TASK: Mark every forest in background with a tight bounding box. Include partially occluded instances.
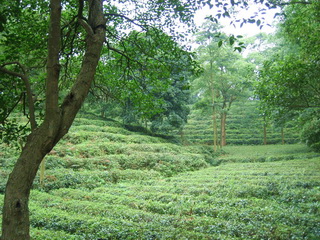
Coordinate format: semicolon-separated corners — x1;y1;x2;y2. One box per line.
1;1;319;151
0;0;319;239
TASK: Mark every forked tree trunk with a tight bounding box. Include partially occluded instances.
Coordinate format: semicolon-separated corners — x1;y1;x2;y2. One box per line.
1;0;106;239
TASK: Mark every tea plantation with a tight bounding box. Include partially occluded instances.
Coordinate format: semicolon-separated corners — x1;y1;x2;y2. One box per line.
0;115;319;239
180;100;300;145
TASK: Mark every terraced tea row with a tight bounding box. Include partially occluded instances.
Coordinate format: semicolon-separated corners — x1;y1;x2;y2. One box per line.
180;101;300;145
1;116;318;239
0;117;213;194
18;157;319;239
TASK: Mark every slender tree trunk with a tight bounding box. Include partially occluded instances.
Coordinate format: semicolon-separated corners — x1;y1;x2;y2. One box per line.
209;72;217;152
212;109;217;152
179;128;185;145
263;123;267;145
1;1;106;239
39;158;46;186
220;111;227;146
281;127;285;144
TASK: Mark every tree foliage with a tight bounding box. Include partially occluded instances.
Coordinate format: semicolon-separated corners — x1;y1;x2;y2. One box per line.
192;20;254;146
255;1;320;150
0;0;208;238
1;0;318;238
0;0;201;143
87;28;200;133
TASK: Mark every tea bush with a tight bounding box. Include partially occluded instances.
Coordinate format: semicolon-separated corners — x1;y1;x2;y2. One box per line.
1;116;319;239
179;102;300;145
25;156;320;239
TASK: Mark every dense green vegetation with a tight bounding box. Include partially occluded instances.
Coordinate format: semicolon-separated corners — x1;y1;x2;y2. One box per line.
1;0;320;239
0;115;212;193
179;101;300;146
191;21;254;148
1;116;319;239
255;1;320;151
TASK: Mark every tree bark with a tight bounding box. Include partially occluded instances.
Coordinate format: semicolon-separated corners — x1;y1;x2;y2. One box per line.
1;0;106;239
281;127;285;144
1;124;59;240
220;111;227;146
212;107;218;152
263;123;267;145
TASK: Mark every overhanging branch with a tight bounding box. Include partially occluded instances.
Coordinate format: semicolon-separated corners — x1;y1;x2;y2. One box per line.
0;62;37;130
105;13;148;30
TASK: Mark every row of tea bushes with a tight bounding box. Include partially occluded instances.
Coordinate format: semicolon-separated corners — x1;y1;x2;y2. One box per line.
179;100;300;145
24;155;320;239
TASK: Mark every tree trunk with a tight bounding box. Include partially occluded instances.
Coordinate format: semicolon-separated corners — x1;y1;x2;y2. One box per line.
1;123;58;239
212;109;218;152
210;83;217;152
281;127;285;144
263;123;267;145
179;128;185;145
39;158;46;186
1;0;106;239
220;111;227;146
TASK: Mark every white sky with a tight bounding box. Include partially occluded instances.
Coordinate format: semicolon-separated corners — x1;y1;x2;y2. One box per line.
194;5;278;37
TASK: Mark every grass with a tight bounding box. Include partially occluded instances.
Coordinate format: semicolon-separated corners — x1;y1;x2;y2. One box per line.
0;116;319;239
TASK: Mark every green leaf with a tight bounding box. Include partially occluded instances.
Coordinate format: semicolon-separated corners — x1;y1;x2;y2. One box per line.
234;47;242;53
229;37;235;45
256;19;261;26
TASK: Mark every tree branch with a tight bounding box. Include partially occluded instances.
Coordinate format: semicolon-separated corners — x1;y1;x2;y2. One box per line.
0;93;23;125
78;18;94;35
45;0;62;129
105;13;148;30
107;43;144;68
0;62;37;130
58;0;106;141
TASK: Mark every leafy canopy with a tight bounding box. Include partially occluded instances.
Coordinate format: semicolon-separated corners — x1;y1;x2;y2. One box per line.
255;1;320;150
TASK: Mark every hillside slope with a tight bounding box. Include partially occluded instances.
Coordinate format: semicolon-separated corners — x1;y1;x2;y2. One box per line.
0;116;319;239
0;114;213;193
180;100;300;145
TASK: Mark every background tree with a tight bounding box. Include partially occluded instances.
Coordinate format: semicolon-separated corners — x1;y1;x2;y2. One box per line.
193;21;254;149
1;0;315;238
255;1;320;150
90;29;199;133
